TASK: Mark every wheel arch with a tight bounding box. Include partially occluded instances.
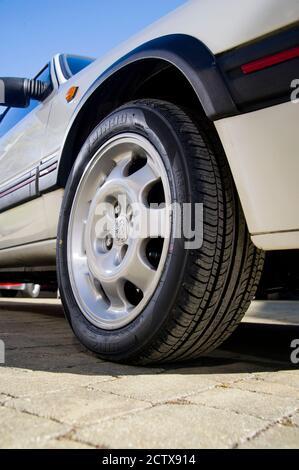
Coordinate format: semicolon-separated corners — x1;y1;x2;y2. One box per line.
57;34;236;186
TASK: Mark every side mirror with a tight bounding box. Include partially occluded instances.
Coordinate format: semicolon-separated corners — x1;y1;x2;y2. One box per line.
0;77;48;108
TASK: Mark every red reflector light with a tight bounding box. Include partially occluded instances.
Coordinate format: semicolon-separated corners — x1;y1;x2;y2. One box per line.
241;46;299;74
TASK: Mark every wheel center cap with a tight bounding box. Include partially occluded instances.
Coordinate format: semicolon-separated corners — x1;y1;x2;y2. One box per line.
114;215;129;245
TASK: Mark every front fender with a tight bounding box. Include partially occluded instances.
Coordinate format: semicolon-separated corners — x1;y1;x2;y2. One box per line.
56;34;236;187
77;34;236;121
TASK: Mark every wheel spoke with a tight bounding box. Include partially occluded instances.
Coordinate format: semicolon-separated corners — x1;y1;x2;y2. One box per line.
123;242;156;292
101;278;127;310
126;162;159;200
106;152;133;182
76;254;89;276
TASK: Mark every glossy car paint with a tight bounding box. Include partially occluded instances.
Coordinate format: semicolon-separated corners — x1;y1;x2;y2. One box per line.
215;100;299;243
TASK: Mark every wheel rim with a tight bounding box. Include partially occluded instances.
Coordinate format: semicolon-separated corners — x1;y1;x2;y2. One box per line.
67;133;172;329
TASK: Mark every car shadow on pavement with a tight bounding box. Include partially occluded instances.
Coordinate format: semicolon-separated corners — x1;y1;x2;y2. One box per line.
0;300;298;376
222;321;299;364
0;300;63;317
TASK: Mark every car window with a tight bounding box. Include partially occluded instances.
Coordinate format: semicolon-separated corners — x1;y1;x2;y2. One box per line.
0;64;52;139
61;55;94;79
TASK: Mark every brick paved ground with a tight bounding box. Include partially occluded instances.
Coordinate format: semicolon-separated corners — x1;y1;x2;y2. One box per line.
0;298;298;448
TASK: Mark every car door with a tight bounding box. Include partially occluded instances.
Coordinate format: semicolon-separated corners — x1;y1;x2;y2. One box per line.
0;63;54;212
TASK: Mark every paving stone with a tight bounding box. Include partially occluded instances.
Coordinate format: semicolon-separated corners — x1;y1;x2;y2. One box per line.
166;361;274;385
39;438;95;449
0;406;69;449
188;386;298;421
1;299;298;449
0;394;11;405
289;411;299;427
74;403;268;449
245;301;299;325
233;377;299;399
71;361;164;377
53;363;164;379
239;423;299;449
91;373;217;403
0;368;116;397
1;333;76;350
6;388;150;426
4;350;101;371
254;370;299;389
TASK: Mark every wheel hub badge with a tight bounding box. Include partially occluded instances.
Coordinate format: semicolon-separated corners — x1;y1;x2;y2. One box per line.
114;215;129;245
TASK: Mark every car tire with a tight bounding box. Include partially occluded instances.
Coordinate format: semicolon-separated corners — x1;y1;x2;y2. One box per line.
57;99;264;364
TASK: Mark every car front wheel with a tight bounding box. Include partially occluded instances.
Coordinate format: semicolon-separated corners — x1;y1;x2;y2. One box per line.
57;99;264;364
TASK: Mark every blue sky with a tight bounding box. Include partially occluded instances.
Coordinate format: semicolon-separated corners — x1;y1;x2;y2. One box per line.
0;0;186;77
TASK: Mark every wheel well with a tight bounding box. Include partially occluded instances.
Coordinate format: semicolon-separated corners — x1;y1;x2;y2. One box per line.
58;58;209;185
256;249;299;299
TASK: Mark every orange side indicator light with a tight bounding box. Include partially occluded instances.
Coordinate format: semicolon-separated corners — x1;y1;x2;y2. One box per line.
66;86;79;102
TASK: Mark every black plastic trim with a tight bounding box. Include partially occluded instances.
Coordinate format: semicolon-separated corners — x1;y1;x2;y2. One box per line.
0;171;37;213
76;34;237;121
0;155;59;213
217;23;299;113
